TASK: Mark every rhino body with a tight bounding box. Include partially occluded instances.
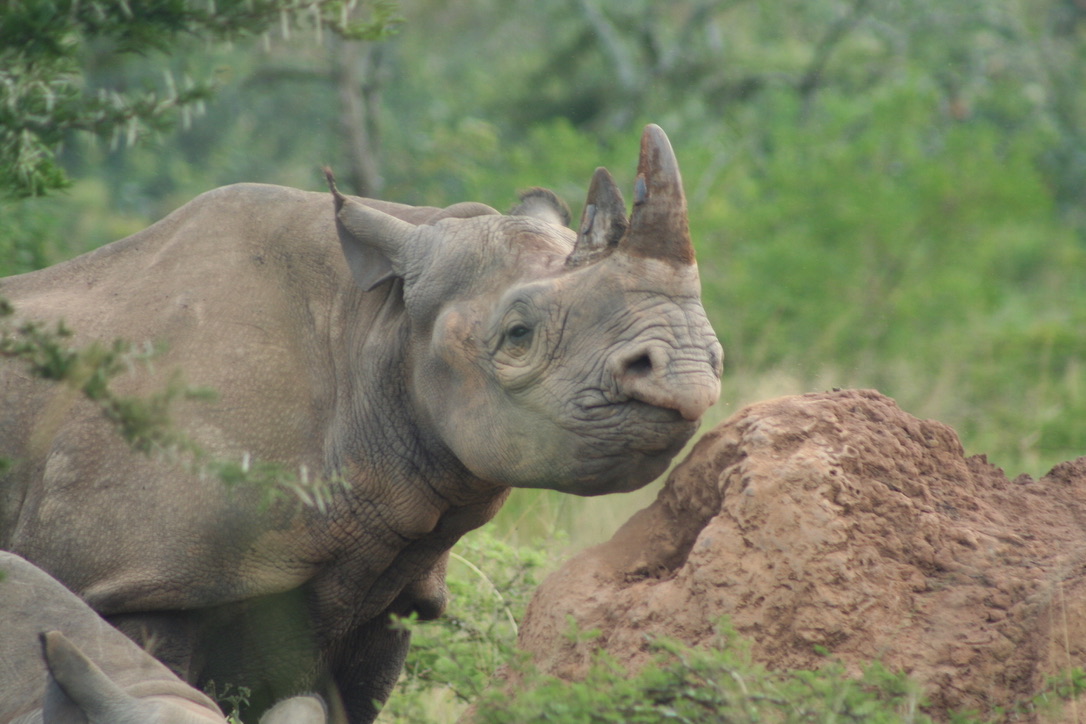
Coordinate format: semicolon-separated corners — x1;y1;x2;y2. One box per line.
0;126;722;722
0;551;326;724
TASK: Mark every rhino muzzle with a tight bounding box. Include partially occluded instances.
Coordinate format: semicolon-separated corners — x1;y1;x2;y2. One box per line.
565;124;722;425
611;342;721;422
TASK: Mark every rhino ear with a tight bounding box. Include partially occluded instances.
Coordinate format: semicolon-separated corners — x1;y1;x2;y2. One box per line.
511;187;571;228
41;630;130;722
325;169;419;292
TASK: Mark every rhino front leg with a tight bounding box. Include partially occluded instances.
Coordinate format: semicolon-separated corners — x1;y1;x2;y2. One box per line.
329;614;411;724
330;556;449;723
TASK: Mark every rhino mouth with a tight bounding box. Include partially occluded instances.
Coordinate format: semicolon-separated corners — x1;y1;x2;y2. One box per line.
501;398;696;494
572;396;699;455
579;397;686;422
559;426;692;494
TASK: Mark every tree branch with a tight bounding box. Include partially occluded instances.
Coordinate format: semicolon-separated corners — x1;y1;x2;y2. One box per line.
576;0;638;93
797;0;871;111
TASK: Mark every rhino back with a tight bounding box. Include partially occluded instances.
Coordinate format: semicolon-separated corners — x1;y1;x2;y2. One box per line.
0;184;378;606
7;184;355;361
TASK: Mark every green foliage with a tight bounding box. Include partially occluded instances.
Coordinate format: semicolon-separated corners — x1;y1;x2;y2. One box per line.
203;680;252;724
698;76;1086;473
0;293;192;477
201;455;348;510
0;291;346;507
379;529;553;722
402;619;933;724
0;0;400;198
1030;667;1086;719
0;300;203;452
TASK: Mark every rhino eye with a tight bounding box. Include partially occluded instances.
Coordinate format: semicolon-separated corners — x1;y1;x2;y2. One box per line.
500;322;535;358
506;323;533;343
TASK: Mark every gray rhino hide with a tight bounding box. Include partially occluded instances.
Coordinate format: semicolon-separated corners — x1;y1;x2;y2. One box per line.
0;553;328;723
0;551;224;723
0;126;722;722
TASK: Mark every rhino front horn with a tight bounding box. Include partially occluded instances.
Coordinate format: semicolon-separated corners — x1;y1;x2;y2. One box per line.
619;124;695;266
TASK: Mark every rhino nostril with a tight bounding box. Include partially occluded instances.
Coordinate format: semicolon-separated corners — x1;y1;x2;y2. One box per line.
625;354;653;377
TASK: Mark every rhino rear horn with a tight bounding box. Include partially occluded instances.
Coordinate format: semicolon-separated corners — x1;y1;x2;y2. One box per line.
619;125;695;266
567;167;628;267
325;167;419;291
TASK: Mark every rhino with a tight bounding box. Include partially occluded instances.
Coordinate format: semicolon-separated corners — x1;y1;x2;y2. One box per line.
0;125;722;722
0;551;327;723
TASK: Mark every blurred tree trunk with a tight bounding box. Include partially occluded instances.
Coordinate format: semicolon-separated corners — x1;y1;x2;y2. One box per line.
797;0;870;117
332;38;387;198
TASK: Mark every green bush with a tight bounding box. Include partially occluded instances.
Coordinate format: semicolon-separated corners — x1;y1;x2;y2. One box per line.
379;534;936;723
473;626;932;724
379;529;554;723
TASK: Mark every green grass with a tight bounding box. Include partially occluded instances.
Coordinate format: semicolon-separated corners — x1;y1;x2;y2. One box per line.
472;627;935;724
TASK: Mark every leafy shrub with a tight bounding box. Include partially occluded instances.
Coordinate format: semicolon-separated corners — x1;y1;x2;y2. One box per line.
379;529;554;722
464;621;933;724
378;534;930;724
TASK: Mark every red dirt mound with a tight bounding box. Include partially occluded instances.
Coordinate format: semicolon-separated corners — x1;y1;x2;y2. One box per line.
517;389;1086;720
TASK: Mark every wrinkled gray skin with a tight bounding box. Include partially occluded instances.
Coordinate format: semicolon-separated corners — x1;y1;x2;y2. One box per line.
0;552;327;724
0;125;722;722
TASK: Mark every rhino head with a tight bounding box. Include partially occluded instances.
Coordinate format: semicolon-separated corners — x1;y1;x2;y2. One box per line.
331;125;722;495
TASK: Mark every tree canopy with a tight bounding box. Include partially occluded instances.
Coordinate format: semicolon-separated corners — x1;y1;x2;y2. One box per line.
0;0;399;197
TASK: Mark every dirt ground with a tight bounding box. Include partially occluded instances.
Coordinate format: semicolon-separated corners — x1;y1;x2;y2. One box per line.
517;389;1086;721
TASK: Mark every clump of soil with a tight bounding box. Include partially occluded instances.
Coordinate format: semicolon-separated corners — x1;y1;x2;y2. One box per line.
517;389;1086;720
